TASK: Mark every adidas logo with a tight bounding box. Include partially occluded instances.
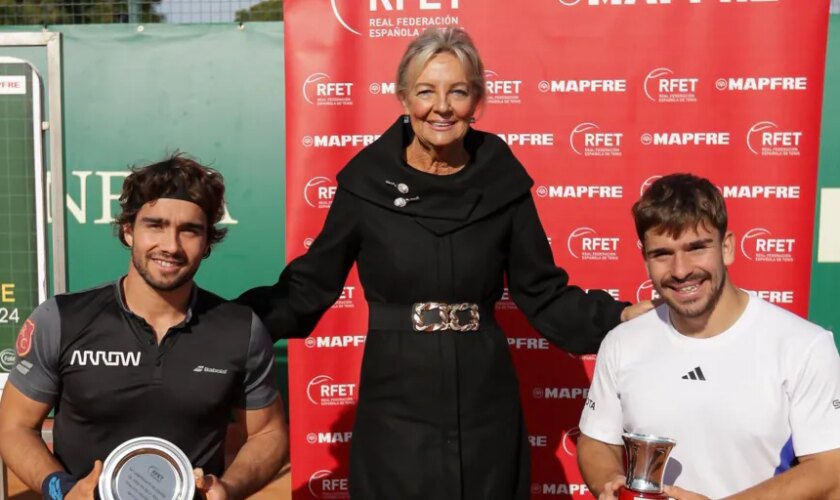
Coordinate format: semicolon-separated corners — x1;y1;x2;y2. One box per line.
681;366;706;381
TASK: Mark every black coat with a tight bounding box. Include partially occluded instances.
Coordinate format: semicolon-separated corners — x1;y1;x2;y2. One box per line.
240;117;627;500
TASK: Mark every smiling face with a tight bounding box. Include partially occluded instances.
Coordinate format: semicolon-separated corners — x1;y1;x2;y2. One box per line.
123;198;208;292
643;221;735;322
400;52;478;152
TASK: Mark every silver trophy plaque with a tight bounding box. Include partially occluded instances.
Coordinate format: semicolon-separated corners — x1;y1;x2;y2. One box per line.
98;436;195;500
621;432;677;496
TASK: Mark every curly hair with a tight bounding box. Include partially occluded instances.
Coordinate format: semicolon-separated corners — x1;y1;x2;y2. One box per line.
115;153;228;250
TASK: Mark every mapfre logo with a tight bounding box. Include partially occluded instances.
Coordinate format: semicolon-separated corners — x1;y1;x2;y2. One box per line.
302;73;354;106
304;177;337;209
746;121;802;157
560;426;581;456
535;185;623;199
330;286;357;309
368;81;396;95
333;0;461;39
307;375;357;406
306;431;353;444
640;175;662;195
484;70;522;104
497;133;554;147
531;483;590;496
716;76;807;92
567;227;620;261
740;228;795;263
308;470;349;499
636;279;661;302
749;289;795;304
569;122;623;157
538;78;626;93
507;337;550;350
304;335;366;349
644;67;698;103
640;131;729;147
557;0;776;6
529;435;548;448
532;387;589;400
301;134;380;148
720;185;800;199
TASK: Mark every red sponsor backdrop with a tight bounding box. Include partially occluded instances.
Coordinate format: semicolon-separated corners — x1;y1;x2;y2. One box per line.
285;1;829;498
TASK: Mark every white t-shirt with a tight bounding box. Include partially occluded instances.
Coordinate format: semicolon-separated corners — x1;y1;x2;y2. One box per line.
579;292;840;499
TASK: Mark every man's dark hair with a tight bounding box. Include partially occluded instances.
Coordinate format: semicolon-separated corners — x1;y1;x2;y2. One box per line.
632;173;728;245
115;153;228;249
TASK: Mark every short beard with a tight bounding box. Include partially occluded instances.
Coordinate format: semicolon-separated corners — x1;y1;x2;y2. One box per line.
131;251;196;292
662;271;725;319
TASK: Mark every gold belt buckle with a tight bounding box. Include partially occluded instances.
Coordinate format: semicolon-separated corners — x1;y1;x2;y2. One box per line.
412;302;480;332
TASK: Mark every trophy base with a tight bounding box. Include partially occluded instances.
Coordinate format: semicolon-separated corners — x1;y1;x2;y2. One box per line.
618;486;669;500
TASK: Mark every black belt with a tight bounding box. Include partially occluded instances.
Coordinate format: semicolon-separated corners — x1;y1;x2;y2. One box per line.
369;302;494;332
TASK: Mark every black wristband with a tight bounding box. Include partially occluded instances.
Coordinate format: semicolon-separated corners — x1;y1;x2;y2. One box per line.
41;471;77;500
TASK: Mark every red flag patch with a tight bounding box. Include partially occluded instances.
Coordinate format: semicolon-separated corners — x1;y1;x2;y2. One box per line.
16;319;35;357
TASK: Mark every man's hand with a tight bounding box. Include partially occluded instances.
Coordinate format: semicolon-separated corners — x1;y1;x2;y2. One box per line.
65;460;102;500
195;468;231;500
598;474;626;500
664;485;711;500
620;300;656;322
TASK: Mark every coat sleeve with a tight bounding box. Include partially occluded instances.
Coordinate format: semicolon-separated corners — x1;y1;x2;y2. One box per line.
237;188;361;341
506;194;628;354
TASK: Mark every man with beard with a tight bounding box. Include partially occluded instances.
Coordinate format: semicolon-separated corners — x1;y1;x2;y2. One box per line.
576;173;840;500
0;154;288;500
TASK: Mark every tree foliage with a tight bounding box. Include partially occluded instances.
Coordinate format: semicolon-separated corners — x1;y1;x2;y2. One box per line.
235;0;282;23
0;0;162;26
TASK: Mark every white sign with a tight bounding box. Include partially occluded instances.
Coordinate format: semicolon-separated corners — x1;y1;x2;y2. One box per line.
0;76;26;95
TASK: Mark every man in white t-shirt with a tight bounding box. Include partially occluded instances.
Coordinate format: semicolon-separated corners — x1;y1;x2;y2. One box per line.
577;173;840;500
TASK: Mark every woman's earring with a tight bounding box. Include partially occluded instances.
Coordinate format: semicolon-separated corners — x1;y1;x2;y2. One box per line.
403;114;410;124
468;116;476;124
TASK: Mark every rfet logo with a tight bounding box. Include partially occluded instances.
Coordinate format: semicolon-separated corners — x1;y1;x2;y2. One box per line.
331;286;357;309
644;67;698;103
308;470;349;499
636;280;661;302
746;121;802;157
332;0;461;38
569;122;623;157
307;375;357;406
740;228;795;263
16;319;34;357
304;177;337;209
302;73;354;106
496;287;517;310
561;426;582;456
484;70;522;105
567;227;620;261
640;175;662;196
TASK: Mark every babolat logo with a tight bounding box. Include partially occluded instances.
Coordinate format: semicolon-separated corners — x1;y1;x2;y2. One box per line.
484;70;522;104
331;286;356;310
569;122;623;157
640;131;730;146
304;176;337;209
307;375;357;406
720;185;800;199
530;483;590;496
636;279;661;303
716;76;807;92
304;335;367;349
532;387;589;399
301;134;380;148
644;67;698;103
740;228;795;263
747;121;802;156
507;337;550;350
567;227;620;261
640;175;662;195
368;81;396;95
749;289;795;304
535;185;623;199
497;133;555;147
193;365;229;374
306;431;353;444
308;469;349;499
561;426;581;456
302;73;354;106
538;79;626;93
70;350;141;367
